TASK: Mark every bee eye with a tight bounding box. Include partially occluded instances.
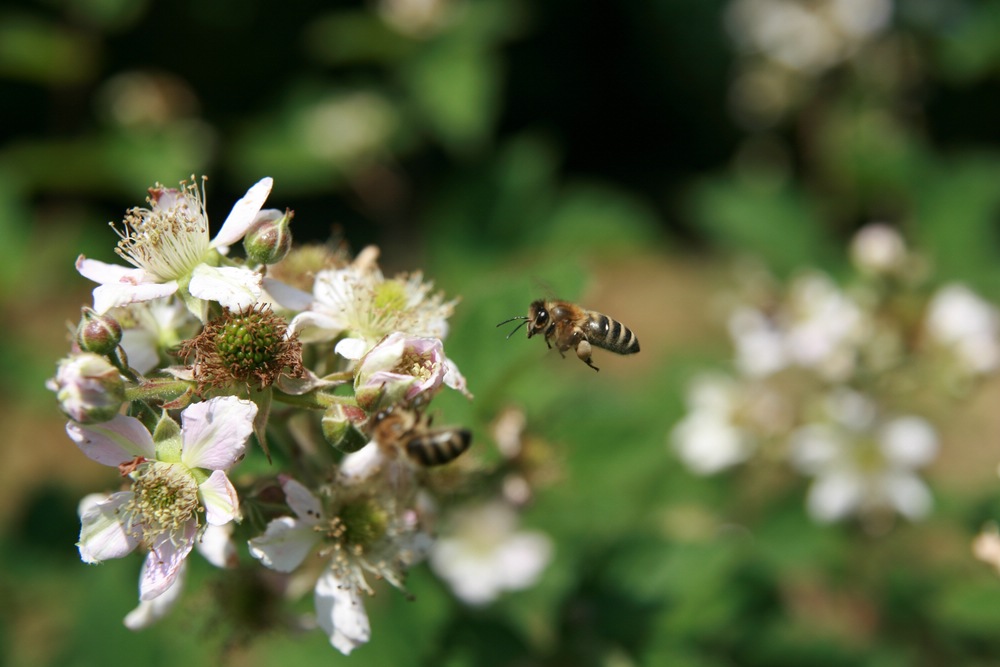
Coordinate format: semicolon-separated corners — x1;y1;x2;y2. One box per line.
536;311;548;325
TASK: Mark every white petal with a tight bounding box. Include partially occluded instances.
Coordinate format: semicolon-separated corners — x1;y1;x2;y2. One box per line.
196;523;238;569
248;516;319;572
67;414;156;466
77;492;139;563
124;561;186;629
443;358;472;398
806;472;864;522
495;532;553;591
188;264;263;312
334;337;368;360
280;477;323;522
789;424;843;473
76;256;147;284
879;417;938;468
180;396;256;470
670;414;752;475
139;524;197;600
199;470;241;525
262;276;313;311
119;328;160;375
314;570;371;655
882;472;933;520
338;443;384;484
287;311;344;344
212;177;274;250
431;539;499;605
92;280;179;314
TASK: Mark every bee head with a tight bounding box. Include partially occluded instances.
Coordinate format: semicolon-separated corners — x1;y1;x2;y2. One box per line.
526;300;549;338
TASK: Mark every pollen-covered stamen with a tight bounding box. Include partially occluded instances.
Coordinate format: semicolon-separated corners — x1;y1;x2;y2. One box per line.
312;495;401;594
121;462;201;548
393;349;436;382
317;498;390;554
181;305;303;392
111;178;212;282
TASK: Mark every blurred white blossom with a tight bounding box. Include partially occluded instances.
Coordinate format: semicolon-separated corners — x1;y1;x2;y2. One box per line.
726;0;892;73
850;223;908;277
729;273;868;381
670;374;760;475
924;283;1000;377
430;502;552;605
790;391;937;523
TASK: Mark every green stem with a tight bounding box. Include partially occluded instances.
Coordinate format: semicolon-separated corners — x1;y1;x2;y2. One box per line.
272;389;358;411
126;379;193;404
109;348;139;383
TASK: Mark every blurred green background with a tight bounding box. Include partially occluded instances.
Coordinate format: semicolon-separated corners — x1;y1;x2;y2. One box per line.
7;0;1000;665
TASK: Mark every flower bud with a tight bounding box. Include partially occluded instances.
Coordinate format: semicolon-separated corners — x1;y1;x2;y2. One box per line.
76;307;122;355
850;223;907;276
47;353;126;423
243;209;293;265
322;404;369;453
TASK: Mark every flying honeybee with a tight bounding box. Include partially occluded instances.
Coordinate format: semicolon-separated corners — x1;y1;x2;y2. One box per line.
497;299;640;371
370;404;472;467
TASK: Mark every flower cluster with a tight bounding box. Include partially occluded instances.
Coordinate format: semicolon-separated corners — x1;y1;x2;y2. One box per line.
50;176;550;654
724;0;894;125
670;224;1000;529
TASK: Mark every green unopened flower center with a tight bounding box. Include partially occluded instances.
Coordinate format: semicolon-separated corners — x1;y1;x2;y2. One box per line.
125;462;200;545
329;498;389;552
855;437;887;473
215;314;280;378
373;281;407;313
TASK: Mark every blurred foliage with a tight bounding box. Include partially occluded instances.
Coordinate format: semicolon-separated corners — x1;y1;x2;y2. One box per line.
7;0;1000;665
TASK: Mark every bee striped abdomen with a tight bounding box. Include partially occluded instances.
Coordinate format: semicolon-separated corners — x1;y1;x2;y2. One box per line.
406;429;472;466
588;314;640;355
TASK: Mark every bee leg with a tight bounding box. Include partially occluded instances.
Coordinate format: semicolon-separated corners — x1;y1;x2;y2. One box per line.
575;339;599;371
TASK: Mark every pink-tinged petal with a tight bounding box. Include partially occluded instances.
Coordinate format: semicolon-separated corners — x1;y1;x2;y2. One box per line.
248;516;320;572
188;264;263;312
180;396;256;470
443;358;472;398
280;476;323;522
76;256;146;285
67;414;156;466
124;561;186;629
315;570;371;655
92;280;179;314
196;523;238;569
78;492;139;563
139;523;196;600
199;470;241;525
211;177;273;249
262;276;313;311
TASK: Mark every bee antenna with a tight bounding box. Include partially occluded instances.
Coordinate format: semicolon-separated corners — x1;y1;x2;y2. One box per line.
498;318;529;340
496;315;528;328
